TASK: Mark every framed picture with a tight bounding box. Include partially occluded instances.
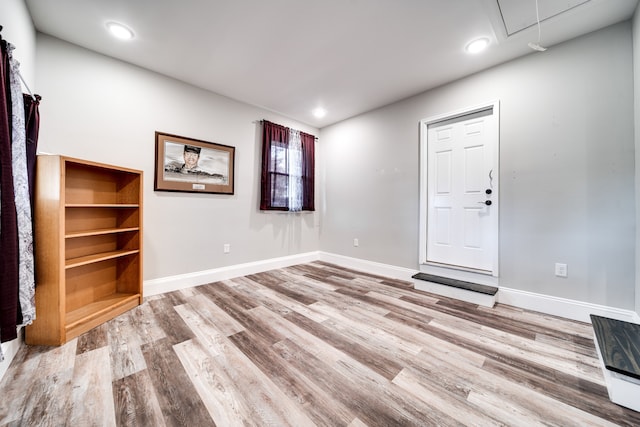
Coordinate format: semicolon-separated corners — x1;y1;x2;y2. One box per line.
154;132;235;194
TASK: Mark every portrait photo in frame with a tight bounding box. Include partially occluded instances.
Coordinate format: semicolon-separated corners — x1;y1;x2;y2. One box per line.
154;132;235;194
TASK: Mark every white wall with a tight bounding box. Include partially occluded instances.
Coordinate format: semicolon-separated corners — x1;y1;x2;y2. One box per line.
633;4;640;317
320;22;636;310
35;34;320;281
0;0;36;85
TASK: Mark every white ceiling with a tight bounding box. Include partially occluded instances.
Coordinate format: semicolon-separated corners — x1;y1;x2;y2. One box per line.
25;0;639;128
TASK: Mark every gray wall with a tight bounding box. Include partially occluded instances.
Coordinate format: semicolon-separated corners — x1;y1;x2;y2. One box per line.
35;35;320;281
319;22;636;310
4;0;638;313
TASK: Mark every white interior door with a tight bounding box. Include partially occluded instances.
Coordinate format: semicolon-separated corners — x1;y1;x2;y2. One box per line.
423;105;498;274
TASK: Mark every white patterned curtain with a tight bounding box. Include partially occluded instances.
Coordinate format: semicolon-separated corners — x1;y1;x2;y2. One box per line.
9;46;35;327
288;129;303;211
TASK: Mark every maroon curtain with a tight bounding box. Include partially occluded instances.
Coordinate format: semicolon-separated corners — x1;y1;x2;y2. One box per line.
300;131;315;211
24;94;41;216
260;120;290;210
0;37;19;342
260;120;315;211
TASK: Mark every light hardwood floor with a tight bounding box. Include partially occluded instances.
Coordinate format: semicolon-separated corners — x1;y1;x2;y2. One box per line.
1;262;639;426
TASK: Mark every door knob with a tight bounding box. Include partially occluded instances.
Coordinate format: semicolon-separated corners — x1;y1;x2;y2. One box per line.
478;200;492;206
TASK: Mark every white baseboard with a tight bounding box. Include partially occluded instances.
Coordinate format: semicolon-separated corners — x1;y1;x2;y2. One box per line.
0;328;24;383
317;252;417;281
144;251;321;296
317;253;638;324
145;251;638;324
497;287;638;324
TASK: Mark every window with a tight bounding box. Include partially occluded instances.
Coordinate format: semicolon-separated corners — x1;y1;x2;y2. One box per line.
260;120;315;211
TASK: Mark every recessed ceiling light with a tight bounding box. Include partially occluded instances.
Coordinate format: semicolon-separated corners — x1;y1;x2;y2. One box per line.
312;107;327;119
465;38;489;54
106;22;134;40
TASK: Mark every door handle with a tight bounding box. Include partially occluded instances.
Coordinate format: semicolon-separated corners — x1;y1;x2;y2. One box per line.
478;200;492;206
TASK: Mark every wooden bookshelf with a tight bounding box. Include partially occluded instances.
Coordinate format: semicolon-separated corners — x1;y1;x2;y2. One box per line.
26;155;143;346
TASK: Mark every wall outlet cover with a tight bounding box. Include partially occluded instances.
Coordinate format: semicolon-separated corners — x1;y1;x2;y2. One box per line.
555;263;567;278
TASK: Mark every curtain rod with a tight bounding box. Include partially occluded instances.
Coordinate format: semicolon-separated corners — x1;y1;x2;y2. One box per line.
253;119;318;140
17;71;37;101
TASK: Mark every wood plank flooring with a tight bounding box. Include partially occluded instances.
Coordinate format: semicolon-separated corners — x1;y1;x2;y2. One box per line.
1;261;639;426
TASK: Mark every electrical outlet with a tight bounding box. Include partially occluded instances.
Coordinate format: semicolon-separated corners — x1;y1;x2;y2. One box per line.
555;263;567;278
223;243;231;254
353;238;359;247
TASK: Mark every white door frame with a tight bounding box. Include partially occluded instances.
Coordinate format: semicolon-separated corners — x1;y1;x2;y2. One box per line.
419;100;500;281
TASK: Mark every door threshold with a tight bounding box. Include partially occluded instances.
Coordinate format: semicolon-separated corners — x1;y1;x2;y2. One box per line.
424;261;493;276
412;273;498;295
411;273;498;307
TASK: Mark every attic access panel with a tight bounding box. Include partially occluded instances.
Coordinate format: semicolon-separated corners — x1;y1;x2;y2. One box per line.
497;0;590;35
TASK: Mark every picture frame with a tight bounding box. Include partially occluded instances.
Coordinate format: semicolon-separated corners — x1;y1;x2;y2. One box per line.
154;132;235;194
